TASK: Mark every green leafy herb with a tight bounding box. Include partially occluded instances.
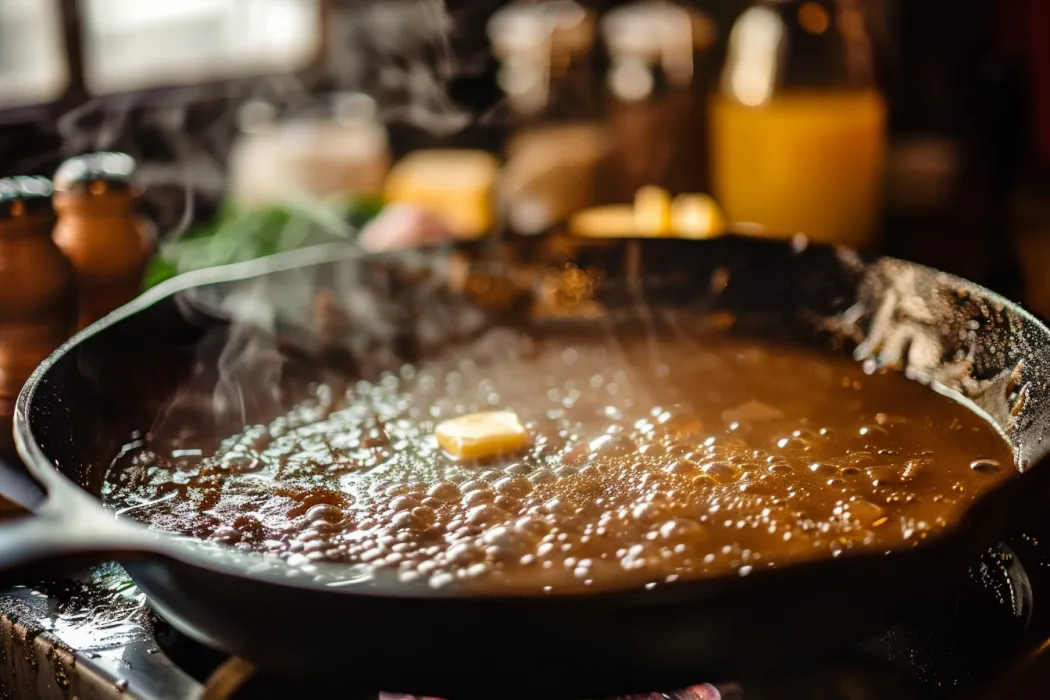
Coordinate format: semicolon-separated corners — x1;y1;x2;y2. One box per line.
143;196;385;290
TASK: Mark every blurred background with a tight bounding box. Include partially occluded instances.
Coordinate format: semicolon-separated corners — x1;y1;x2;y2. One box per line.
0;0;1048;310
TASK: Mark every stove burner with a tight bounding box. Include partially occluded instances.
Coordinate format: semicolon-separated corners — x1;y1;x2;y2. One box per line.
194;655;728;700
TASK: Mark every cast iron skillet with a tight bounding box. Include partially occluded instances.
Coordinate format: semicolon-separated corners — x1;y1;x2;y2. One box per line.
4;233;1050;699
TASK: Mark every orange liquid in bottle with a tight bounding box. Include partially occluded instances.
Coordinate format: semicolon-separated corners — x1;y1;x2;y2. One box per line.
709;89;887;248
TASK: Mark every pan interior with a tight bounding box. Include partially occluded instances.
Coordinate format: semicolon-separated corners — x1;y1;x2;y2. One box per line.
20;236;1050;598
54;237;1018;595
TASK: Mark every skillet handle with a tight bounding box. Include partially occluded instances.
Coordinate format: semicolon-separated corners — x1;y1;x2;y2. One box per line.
0;455;47;510
0;508;148;586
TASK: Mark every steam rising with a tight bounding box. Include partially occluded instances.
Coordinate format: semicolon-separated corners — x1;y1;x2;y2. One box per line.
336;0;472;135
42;0;495;443
147;241;493;447
211;283;284;428
7;0;484;227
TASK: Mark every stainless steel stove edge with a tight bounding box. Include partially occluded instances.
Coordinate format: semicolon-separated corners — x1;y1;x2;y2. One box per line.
0;586;201;700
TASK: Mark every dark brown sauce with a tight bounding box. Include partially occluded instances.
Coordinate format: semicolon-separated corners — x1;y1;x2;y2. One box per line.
103;330;1014;592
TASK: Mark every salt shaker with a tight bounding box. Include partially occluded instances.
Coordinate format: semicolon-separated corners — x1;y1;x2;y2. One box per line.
52;152;152;329
0;176;77;458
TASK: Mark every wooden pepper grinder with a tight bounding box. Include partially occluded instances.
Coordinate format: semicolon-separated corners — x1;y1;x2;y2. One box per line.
52;152;152;329
0;176;77;459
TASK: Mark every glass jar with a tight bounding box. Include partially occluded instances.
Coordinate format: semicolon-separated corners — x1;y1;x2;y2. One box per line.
710;0;886;248
227;93;391;207
490;1;610;235
599;0;717;202
488;0;598;122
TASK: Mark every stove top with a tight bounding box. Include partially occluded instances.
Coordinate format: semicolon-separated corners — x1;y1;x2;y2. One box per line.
0;538;1048;700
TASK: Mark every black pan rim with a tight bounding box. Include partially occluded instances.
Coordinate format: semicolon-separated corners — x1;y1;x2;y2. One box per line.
13;233;1050;601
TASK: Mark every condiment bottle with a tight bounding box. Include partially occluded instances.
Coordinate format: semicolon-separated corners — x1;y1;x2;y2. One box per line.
0;176;77;458
710;0;886;248
52;152;153;329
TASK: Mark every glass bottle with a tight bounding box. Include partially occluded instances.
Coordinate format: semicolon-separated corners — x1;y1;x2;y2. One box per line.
710;0;887;248
490;1;611;235
0;176;77;458
599;0;717;203
488;0;599;123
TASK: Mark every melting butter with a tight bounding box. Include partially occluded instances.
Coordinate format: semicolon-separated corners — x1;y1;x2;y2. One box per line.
435;410;530;460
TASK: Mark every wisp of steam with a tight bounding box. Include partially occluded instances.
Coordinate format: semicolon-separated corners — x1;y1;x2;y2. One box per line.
59;0;495;443
148;243;491;448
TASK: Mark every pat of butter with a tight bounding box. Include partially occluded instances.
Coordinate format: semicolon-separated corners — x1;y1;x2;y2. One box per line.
435;411;529;460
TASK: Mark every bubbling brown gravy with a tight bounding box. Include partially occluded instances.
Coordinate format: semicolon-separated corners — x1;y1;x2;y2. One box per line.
103;330;1014;592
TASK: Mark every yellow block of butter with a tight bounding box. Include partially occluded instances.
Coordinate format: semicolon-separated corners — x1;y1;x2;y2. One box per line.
384;150;499;239
435;410;529;460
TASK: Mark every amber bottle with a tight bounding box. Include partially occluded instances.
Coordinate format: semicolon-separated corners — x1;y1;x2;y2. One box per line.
52;152;152;329
0;176;77;458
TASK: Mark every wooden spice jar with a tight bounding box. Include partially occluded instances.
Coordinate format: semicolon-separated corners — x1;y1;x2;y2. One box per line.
0;176;77;458
52;152;152;330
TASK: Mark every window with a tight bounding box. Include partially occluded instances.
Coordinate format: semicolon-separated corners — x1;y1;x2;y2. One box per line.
0;0;68;107
81;0;321;94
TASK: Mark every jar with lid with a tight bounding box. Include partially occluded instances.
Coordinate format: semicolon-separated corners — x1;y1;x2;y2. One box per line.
227;94;391;208
488;0;599;123
52;152;154;329
598;0;717;203
489;1;612;235
0;176;77;458
710;0;886;248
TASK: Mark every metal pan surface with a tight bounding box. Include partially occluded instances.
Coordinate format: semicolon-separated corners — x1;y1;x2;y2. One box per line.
5;234;1050;699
